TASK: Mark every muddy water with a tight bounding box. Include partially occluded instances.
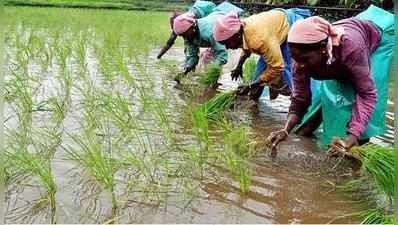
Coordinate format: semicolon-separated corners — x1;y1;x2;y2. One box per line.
4;7;365;224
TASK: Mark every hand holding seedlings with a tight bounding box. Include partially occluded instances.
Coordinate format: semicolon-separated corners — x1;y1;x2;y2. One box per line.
265;129;289;158
184;64;196;75
236;80;265;100
174;65;197;83
326;135;359;160
174;72;185;84
230;66;243;81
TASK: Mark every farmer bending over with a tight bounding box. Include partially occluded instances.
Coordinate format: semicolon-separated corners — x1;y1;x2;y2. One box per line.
267;6;394;157
172;11;229;83
213;9;316;101
157;0;216;59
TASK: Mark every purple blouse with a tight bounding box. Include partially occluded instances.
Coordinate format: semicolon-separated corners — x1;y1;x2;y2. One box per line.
289;18;381;138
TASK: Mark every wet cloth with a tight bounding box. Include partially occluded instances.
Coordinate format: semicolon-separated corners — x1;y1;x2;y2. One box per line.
214;1;244;16
292;5;394;146
160;1;215;59
190;0;216;18
185;2;244;68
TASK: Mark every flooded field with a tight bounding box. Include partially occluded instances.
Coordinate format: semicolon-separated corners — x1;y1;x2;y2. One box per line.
4;6;368;224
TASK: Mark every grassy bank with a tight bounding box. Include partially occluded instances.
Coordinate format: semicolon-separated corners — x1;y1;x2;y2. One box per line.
4;0;189;11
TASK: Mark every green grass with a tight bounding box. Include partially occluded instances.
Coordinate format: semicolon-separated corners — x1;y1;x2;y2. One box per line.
5;0;188;11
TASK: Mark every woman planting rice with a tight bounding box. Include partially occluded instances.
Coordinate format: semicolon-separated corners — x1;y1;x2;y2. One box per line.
267;6;394;157
157;0;216;59
172;2;244;83
213;8;319;101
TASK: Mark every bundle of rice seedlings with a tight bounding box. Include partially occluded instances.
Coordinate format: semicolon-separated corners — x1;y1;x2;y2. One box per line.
349;144;395;199
331;144;396;224
191;105;211;152
199;64;221;87
222;125;256;193
359;208;394;224
198;91;236;121
243;56;256;83
65;128;120;212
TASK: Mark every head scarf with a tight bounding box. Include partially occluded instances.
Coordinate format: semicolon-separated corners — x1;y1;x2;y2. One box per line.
213;12;242;42
173;12;196;35
170;11;183;29
287;16;345;64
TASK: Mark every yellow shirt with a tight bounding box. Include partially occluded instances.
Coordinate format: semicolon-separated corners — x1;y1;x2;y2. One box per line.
241;10;289;82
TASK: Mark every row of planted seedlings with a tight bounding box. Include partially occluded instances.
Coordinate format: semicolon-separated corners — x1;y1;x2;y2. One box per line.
4;23;73;224
3;12;174;223
3;14;258;223
181;55;261;194
3;7;268;223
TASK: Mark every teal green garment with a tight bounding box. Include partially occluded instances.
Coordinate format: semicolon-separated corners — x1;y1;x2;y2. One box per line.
185;11;228;68
189;0;216;18
298;5;395;148
214;2;244;16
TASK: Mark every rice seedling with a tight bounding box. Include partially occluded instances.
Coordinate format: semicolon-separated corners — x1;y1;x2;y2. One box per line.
199;63;222;87
359;208;394;224
187;103;219;180
243;56;257;83
35;95;66;128
64;126;121;213
328;206;395;224
197;91;236;121
57;68;73;108
96;49;116;85
6;66;42;131
329;144;396;224
114;48;135;87
98;92;132;133
347;144;396;199
190;105;211;152
217;118;257;193
54;43;72;70
222;127;253;193
74;32;89;69
6;130;58;223
149;98;178;147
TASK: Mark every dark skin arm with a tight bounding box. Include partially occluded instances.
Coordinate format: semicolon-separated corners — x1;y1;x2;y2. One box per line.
157;32;178;59
266;114;301;157
231;52;250;81
268;113;359;159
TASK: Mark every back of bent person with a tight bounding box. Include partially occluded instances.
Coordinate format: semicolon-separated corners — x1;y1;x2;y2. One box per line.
266;5;394;158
